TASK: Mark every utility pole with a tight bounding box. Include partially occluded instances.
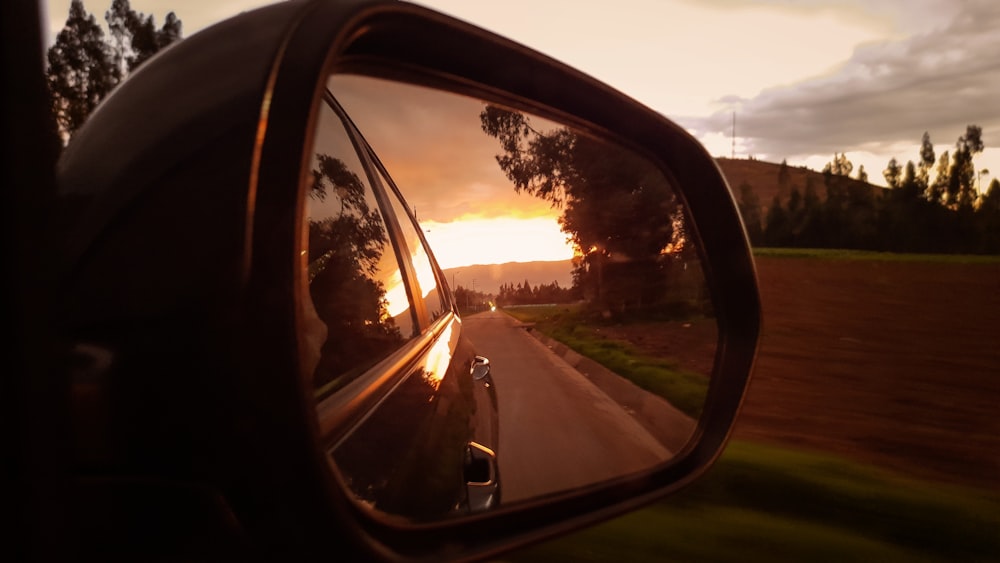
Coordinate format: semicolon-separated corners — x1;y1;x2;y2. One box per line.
731;111;736;159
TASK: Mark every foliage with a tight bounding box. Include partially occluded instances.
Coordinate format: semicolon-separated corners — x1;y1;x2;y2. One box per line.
480;106;690;315
495;279;579;306
46;0;183;142
883;157;902;189
736;181;764;245
308;154;402;395
453;284;493;315
46;0;117;141
947;125;984;208
740;126;1000;254
821;152;854;176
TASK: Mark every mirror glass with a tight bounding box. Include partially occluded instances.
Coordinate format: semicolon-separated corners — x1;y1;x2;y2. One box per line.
302;74;717;522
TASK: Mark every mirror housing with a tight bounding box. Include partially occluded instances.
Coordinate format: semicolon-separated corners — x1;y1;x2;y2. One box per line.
55;1;760;561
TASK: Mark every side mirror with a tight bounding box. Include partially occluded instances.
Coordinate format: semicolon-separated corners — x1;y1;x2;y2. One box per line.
56;1;760;561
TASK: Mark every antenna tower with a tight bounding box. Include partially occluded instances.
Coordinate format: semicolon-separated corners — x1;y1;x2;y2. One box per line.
731;111;736;159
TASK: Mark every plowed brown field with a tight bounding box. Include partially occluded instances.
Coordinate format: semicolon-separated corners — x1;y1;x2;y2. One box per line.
607;255;1000;490
737;256;1000;489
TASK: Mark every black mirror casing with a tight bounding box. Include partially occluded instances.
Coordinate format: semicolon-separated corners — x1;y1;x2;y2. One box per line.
55;1;761;561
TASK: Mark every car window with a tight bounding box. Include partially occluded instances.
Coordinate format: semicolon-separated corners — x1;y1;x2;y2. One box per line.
373;163;450;323
305;101;417;398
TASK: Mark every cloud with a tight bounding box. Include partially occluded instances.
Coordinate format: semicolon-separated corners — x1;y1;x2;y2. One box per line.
683;0;1000;163
677;0;952;34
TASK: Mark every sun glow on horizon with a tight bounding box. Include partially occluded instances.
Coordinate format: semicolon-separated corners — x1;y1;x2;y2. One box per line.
421;216;575;270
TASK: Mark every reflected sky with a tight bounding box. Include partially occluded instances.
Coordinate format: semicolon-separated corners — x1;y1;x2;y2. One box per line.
329;74;575;269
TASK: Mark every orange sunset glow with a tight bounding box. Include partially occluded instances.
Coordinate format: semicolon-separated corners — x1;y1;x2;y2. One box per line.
421;215;575;270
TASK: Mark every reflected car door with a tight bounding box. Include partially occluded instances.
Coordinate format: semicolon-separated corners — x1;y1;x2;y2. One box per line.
308;94;499;521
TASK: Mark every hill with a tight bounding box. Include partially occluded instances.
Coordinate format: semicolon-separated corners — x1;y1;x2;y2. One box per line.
715;157;884;211
442;260;574;296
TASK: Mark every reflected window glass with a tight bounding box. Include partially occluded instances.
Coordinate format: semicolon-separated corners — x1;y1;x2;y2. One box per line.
375;166;448;323
305;103;416;398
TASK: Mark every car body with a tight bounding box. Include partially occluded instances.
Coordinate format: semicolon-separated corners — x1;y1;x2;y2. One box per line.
308;94;501;518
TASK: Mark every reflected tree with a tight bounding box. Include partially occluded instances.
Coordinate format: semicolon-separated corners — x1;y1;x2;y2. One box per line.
480;106;694;316
308;154;402;394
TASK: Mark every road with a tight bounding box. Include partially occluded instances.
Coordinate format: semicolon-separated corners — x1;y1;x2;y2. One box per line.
461;310;672;504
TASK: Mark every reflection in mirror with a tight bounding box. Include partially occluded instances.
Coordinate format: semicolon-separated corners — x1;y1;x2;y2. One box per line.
302;73;717;522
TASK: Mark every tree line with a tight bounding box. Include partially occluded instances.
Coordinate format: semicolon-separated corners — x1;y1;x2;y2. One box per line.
46;0;183;143
738;126;1000;254
493;280;580;306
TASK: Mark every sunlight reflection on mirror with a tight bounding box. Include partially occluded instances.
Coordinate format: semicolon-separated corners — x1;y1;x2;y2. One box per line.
303;73;718;522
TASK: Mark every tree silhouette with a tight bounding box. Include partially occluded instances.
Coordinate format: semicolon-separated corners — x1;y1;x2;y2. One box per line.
929;151;950;205
918;132;935;191
748;126;994;255
855;164;868;183
822;153;853;176
46;0;117;141
480;105;688;314
883;157;902;189
948;125;984;209
47;0;184;143
736;182;763;245
307;154;402;393
106;0;182;75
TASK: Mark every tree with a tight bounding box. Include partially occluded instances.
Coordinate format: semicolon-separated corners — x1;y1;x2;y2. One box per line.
46;0;117;141
975;178;1000;253
480;106;685;314
798;178;825;247
158;12;183;49
855;164;868;183
777;159;791;192
106;0;181;74
307;154;401;391
948;125;984;209
883;157;902;190
900;161;920;201
763;194;790;246
918;131;935;190
737;182;763;246
822;153;853;177
47;0;184;143
928;151;950;204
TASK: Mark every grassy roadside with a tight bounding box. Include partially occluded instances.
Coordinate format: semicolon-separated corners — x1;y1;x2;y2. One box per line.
753;247;1000;263
501;295;1000;561
503;440;1000;562
503;305;708;418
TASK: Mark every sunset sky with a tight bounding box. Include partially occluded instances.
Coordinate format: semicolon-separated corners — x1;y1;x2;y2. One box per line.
43;0;1000;268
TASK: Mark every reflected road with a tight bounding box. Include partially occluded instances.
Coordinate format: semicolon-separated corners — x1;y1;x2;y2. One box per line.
462;310;671;504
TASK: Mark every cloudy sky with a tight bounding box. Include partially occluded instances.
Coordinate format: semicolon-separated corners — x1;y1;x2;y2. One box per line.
44;0;999;189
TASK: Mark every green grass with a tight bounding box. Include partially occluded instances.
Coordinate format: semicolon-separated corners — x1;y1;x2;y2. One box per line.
503;441;1000;562
503;305;708;417
753;247;1000;264
500;300;1000;561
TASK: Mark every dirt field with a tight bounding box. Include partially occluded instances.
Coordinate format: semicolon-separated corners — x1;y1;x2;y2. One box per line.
613;256;1000;490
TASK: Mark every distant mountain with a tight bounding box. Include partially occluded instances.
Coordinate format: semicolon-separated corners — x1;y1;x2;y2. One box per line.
442;260;574;295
